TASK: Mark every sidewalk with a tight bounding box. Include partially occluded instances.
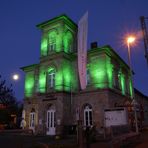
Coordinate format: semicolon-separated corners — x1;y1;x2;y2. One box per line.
135;130;148;148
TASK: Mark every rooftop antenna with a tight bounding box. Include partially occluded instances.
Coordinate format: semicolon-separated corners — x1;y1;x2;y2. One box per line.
140;16;148;67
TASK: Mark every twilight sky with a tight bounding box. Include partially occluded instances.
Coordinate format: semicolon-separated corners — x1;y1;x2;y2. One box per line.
0;0;148;100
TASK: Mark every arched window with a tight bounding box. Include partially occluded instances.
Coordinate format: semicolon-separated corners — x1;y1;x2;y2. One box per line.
48;69;55;88
84;104;93;127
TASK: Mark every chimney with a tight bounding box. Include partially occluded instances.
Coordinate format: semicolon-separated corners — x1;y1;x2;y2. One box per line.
91;42;98;49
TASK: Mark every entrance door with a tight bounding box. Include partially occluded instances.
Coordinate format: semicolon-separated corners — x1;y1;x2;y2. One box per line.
29;112;35;132
46;109;55;135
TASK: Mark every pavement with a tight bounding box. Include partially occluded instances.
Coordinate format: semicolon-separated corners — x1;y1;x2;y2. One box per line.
0;130;148;148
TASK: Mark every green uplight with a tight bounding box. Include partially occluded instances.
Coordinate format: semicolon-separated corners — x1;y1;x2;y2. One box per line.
25;72;35;97
63;31;73;53
40;28;74;56
39;67;46;93
63;61;71;91
41;38;48;56
106;57;114;88
90;56;107;88
118;71;126;95
55;60;76;92
129;79;133;98
55;71;63;91
56;34;62;52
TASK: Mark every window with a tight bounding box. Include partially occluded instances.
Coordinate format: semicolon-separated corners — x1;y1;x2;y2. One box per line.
84;105;93;127
30;112;35;127
118;73;121;90
86;68;90;85
49;36;56;52
48;70;55;88
29;108;35;128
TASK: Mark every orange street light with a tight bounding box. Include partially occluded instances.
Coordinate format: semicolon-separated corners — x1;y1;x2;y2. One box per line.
127;36;135;44
127;36;136;69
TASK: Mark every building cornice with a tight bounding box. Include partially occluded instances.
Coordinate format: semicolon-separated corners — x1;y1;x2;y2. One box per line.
36;14;77;30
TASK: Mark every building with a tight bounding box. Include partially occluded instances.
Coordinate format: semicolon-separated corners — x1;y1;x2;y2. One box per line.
21;14;147;135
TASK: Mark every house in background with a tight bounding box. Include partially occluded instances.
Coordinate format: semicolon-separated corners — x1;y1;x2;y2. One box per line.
21;14;148;135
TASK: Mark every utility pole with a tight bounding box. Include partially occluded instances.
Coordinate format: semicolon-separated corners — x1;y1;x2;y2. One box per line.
140;16;148;67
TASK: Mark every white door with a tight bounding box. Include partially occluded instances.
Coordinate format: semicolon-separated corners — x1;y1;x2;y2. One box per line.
46;109;56;135
29;112;35;132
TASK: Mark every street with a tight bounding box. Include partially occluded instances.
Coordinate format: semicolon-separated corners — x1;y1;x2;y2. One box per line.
0;130;148;148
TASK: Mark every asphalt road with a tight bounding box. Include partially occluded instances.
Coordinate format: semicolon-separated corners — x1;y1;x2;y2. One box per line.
0;134;77;148
0;131;148;148
0;134;47;148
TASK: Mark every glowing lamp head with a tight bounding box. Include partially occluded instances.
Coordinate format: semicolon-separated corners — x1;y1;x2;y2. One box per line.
12;74;19;80
127;36;135;44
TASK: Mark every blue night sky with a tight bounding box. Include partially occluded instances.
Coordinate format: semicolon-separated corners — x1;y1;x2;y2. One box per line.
0;0;148;100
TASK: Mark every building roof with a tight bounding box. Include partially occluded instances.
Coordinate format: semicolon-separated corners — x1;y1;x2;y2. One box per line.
36;14;77;29
20;64;38;71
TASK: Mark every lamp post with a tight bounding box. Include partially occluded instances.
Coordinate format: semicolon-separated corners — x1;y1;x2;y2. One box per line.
126;36;139;133
127;36;135;71
131;99;139;133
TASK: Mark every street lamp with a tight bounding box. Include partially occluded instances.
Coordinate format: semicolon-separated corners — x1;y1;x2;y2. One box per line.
131;99;139;133
126;36;139;133
126;36;135;98
127;36;135;69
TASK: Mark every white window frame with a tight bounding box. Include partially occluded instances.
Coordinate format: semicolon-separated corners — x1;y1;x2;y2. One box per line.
30;112;35;128
48;71;55;88
84;105;93;127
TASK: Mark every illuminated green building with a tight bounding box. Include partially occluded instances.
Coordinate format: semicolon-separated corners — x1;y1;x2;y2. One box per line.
21;14;134;135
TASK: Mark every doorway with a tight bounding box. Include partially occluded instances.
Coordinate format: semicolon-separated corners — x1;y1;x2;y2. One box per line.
46;109;56;135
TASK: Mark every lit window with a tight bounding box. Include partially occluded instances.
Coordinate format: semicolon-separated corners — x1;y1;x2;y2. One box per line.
48;70;55;88
84;105;93;127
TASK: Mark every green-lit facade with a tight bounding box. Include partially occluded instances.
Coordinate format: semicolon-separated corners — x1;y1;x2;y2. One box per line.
21;14;134;136
22;46;133;98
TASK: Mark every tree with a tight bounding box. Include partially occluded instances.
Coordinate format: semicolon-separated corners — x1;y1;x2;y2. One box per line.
0;75;16;105
0;74;19;127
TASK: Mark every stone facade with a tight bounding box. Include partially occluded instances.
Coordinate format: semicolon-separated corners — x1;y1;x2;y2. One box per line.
21;14;148;135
